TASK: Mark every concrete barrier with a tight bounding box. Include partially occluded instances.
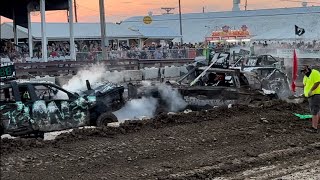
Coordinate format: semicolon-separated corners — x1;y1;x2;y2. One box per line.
164;66;180;78
142;67;159;80
105;71;124;83
123;70;143;82
31;75;56;84
48;65;192;85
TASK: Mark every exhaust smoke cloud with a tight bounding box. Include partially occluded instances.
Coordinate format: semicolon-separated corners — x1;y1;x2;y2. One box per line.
113;97;158;122
62;64;106;92
114;82;187;121
158;84;188;112
62;64;123;92
61;65;187;122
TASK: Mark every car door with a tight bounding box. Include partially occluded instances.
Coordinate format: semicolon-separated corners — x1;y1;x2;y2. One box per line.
0;83;34;135
30;84;90;132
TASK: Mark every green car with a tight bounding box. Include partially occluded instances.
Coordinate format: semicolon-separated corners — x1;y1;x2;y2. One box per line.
0;80;122;138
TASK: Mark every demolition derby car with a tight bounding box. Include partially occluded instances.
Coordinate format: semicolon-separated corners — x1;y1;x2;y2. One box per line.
128;51;284;109
0;66;124;137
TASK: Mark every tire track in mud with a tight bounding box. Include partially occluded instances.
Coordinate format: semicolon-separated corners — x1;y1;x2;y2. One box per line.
161;143;320;180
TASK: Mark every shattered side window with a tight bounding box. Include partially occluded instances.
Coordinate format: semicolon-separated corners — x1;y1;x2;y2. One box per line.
0;88;15;103
18;86;31;103
33;85;69;101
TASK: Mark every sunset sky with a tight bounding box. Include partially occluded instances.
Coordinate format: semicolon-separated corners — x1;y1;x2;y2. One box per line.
1;0;316;23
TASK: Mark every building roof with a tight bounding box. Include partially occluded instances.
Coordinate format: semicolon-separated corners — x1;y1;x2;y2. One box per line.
0;0;69;28
0;23;180;40
128;26;181;39
122;6;320;43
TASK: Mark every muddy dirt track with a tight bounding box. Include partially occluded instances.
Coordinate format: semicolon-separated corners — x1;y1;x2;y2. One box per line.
1;100;320;180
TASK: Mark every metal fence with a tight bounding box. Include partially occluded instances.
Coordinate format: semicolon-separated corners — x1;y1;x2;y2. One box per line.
76;48;206;61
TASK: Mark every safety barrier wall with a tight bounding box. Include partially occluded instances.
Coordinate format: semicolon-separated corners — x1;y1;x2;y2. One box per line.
11;59;194;78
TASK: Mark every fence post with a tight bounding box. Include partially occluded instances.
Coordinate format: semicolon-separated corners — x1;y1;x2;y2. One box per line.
233;51;236;63
137;59;141;70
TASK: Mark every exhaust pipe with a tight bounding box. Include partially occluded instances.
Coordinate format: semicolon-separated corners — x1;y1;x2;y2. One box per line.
86;80;92;90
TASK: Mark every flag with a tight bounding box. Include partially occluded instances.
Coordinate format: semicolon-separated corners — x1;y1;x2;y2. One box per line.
291;49;298;92
295;25;305;36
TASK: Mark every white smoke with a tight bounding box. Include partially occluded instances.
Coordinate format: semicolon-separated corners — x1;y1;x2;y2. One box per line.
114;82;187;121
113;97;158;122
141;80;152;87
62;64;107;92
62;64;124;93
61;66;187;121
158;84;188;112
105;71;124;83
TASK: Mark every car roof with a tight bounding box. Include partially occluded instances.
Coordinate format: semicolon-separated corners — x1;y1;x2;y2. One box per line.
1;80;58;89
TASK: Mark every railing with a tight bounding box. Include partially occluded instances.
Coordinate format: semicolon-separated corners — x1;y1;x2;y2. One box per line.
1;49;205;63
13;61;92;77
76;48;206;61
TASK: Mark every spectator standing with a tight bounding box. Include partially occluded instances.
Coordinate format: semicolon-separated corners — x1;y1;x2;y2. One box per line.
301;66;320;133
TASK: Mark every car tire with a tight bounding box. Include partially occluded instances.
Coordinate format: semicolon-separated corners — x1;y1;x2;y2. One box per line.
96;112;118;127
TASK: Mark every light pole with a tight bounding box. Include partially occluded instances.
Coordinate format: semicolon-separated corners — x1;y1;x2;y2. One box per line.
99;0;107;60
178;0;183;45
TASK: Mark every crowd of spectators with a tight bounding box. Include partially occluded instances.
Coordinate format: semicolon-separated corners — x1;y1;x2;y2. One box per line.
0;40;29;63
1;39;319;63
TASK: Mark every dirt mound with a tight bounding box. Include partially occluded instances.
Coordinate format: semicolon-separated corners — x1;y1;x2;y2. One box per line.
55;127;123;141
1;138;46;155
0;100;309;155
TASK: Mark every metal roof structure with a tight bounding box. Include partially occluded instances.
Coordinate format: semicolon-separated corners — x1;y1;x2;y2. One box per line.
1;22;181;40
0;0;68;28
128;26;181;39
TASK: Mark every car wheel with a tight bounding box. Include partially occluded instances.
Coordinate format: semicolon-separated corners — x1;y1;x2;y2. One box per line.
96;112;118;127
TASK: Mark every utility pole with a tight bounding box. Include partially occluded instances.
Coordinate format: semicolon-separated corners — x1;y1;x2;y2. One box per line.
245;0;248;11
178;0;183;45
67;10;69;22
99;0;107;60
74;0;78;22
67;0;78;22
0;16;2;40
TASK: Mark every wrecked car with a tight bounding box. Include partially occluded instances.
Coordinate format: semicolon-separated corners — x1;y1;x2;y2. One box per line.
230;54;291;98
127;51;279;109
0;80;121;137
80;80;125;112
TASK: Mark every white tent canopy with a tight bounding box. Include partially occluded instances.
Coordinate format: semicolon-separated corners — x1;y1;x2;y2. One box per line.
0;22;181;40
